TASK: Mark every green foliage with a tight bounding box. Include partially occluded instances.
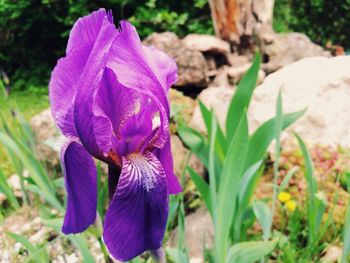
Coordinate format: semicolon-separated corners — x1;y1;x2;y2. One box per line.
274;0;350;49
178;53;304;262
7;232;49;263
0;0;213;89
295;133;327;255
342;173;350;262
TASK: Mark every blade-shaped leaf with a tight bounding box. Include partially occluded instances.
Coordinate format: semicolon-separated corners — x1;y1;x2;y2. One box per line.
253;200;272;241
187;167;212;216
278;166;299;193
167;248;190;263
238;160;263;207
178;124;222;178
0;168;20;209
226;240;277;263
245;108;306;170
43;218;95;263
226;53;261;141
178;125;209;167
7;232;37;253
216;112;249;262
199;100;227;159
295;133;319;246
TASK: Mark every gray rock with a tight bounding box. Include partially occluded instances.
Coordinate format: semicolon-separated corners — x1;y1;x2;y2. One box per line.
143;32;208;88
182;34;230;55
261;31;331;73
249;56;350;147
169;206;213;261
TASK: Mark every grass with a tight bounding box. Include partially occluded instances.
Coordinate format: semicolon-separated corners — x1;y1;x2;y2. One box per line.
0;88;49;176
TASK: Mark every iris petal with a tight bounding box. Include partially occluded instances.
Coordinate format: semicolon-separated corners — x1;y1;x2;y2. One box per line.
153;137;182;194
74;17;117;158
66;8;113;54
49;44;90;138
61;141;97;234
103;152;168;261
107;21;174;149
95;68;137;138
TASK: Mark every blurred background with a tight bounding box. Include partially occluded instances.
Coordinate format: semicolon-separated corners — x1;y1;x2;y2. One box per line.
0;0;349;90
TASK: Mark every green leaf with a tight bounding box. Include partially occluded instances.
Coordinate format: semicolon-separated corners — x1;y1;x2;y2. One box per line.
178;124;222;178
208;112;218;223
238;160;263;208
178;125;209;167
187;167;212;216
245;108;306;170
0;132;63;211
226;240;277;263
253;200;272;241
216;112;249;262
198;100;227;159
226;53;261;141
295;133;320;247
43;218;95;263
0;168;20;209
7;232;37;253
342;183;350;262
278;166;299;193
167;248;190;263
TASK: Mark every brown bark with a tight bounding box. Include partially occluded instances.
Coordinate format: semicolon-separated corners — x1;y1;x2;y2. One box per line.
208;0;275;47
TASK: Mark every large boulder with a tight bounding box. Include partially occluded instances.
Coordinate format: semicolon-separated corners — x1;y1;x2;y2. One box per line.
190;56;350;148
249;56;350;147
261;32;331;73
143;32;208;88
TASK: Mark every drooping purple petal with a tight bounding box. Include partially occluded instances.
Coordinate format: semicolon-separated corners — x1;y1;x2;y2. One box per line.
74;17;118;158
153;137;182;194
107;21;173;149
103;152;169;261
66;8;113;54
61;141;97;234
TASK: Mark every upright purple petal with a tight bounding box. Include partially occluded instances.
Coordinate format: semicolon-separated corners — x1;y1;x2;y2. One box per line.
154;138;182;194
61;141;97;234
50;8;114;140
49;44;90;138
74;17;118;158
143;45;178;91
95;68;137;137
66;8;113;53
103;152;168;261
107;21;172;148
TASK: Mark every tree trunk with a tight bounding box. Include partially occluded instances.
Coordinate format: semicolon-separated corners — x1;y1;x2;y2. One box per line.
208;0;275;48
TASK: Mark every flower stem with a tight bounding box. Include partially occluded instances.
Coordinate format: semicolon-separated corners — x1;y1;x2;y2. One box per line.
98;237;110;263
150;247;166;263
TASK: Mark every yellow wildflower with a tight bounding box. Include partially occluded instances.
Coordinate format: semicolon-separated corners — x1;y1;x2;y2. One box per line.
278;191;291;203
285;200;297;212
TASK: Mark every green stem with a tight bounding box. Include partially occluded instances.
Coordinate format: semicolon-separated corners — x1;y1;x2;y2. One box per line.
98;237;110;263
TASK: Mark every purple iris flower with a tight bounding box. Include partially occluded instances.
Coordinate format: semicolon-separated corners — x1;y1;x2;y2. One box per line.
49;9;182;261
